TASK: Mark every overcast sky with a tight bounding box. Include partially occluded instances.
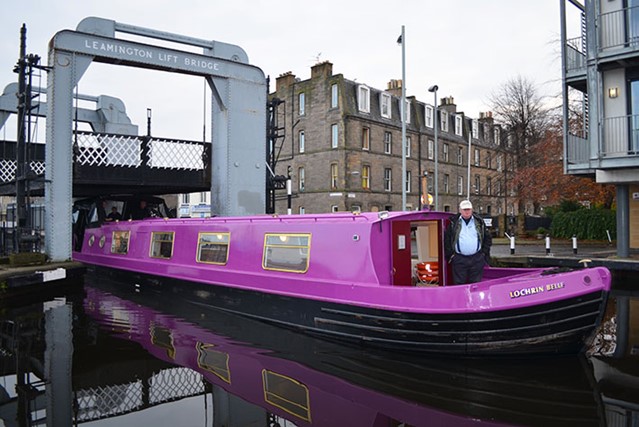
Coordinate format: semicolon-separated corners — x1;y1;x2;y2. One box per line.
0;0;574;142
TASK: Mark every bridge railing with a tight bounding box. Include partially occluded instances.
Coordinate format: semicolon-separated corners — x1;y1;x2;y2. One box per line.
0;132;210;184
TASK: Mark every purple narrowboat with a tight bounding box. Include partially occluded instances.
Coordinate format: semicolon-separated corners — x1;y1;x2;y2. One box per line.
73;203;611;356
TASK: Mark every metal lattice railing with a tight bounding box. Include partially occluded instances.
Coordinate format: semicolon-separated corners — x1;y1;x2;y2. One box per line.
0;132;208;183
0;159;46;183
75;367;206;422
75;133;141;168
149;139;205;170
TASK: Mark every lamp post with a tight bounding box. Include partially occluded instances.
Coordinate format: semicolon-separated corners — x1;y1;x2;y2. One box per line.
428;85;438;211
398;25;407;211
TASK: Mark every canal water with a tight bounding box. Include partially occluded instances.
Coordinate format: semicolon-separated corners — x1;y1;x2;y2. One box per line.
0;272;636;427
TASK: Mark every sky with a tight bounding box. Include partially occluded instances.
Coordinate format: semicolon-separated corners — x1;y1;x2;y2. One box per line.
0;0;575;142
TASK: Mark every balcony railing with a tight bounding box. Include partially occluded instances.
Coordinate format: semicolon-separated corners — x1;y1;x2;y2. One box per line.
565;37;586;72
566;131;589;164
602;114;639;157
599;6;639;51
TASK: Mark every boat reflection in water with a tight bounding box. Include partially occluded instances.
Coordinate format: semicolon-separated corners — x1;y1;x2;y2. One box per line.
81;274;605;427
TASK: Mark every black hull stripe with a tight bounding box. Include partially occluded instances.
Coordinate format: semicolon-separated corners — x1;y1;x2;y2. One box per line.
319;294;604;325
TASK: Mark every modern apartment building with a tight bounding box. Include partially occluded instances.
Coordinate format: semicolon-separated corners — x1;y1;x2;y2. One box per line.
560;0;639;256
270;61;518;230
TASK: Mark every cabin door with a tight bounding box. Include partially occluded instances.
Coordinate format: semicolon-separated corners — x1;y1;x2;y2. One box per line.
391;221;412;285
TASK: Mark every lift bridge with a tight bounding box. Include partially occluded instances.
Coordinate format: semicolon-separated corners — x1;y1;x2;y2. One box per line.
0;83;211;197
2;17;268;261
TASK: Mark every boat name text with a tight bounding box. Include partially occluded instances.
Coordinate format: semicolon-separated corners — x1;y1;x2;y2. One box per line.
509;282;565;299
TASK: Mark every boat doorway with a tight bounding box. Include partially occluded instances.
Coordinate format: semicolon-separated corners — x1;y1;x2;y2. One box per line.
392;220;445;286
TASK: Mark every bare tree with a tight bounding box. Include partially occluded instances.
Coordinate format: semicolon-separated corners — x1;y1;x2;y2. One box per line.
488;75;551;168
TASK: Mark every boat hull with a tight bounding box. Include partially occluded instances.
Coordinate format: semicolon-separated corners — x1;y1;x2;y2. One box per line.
89;265;608;357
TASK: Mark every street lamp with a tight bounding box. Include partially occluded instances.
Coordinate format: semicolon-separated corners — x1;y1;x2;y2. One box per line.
398;25;407;211
428;85;438;211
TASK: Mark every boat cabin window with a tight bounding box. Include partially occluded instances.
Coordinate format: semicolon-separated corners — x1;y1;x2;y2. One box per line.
263;234;310;273
262;370;311;422
150;232;175;259
196;342;231;384
110;230;130;255
197;232;230;265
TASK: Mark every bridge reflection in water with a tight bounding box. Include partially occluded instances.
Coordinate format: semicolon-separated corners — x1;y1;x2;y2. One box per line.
0;273;637;426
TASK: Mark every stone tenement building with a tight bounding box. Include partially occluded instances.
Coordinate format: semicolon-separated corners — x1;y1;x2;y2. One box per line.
271;61;518;222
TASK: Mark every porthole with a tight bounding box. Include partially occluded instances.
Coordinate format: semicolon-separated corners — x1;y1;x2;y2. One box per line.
99;235;106;248
88;235;95;247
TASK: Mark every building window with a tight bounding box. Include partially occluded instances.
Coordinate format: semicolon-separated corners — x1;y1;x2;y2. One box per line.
497;155;503;172
425;105;434;128
181;193;190;204
474;175;480;194
455;115;463;136
299;206;305;214
472;119;479;138
299;130;305;153
403;100;411;124
443;174;449;194
427;139;434;160
197;232;230;264
358;85;370;113
457;176;463;195
496;180;502;196
380;93;392;118
330;164;338;189
150;231;174;259
200;192;208;203
384;132;392;154
384;168;392;191
331;124;338;148
457;147;463;165
486;152;492;169
483;124;490;142
299;92;305;116
405;136;411;158
331;205;339;212
405;170;412;193
440;111;448;132
298;167;305;192
487;177;492;196
443;143;449;162
362;127;370;150
331;84;338;109
362;165;370;189
494;127;500;145
474;148;480;166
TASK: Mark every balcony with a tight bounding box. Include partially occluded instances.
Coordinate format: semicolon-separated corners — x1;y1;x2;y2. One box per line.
566;115;639;172
599;6;639;61
602;115;639;159
566;131;589;165
566;37;586;73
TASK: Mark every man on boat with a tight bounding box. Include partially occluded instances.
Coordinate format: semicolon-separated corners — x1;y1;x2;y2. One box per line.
444;200;492;285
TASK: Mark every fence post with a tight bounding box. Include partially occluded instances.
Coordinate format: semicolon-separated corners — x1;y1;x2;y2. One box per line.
572;235;578;255
545;235;551;255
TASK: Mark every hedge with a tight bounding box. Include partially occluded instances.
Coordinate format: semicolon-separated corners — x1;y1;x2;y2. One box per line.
550;208;616;240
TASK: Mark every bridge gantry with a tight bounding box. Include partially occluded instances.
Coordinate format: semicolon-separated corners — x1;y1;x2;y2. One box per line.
45;17;267;261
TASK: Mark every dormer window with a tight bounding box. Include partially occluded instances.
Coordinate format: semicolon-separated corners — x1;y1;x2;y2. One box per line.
403;100;411;124
455;115;463;136
425;105;434;128
440;111;449;132
380;93;392;118
358;85;370;113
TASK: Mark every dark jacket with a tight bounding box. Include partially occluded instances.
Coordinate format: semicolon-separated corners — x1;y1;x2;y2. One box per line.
444;213;492;262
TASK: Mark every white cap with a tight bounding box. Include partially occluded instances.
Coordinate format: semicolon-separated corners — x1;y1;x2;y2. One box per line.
459;200;473;210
